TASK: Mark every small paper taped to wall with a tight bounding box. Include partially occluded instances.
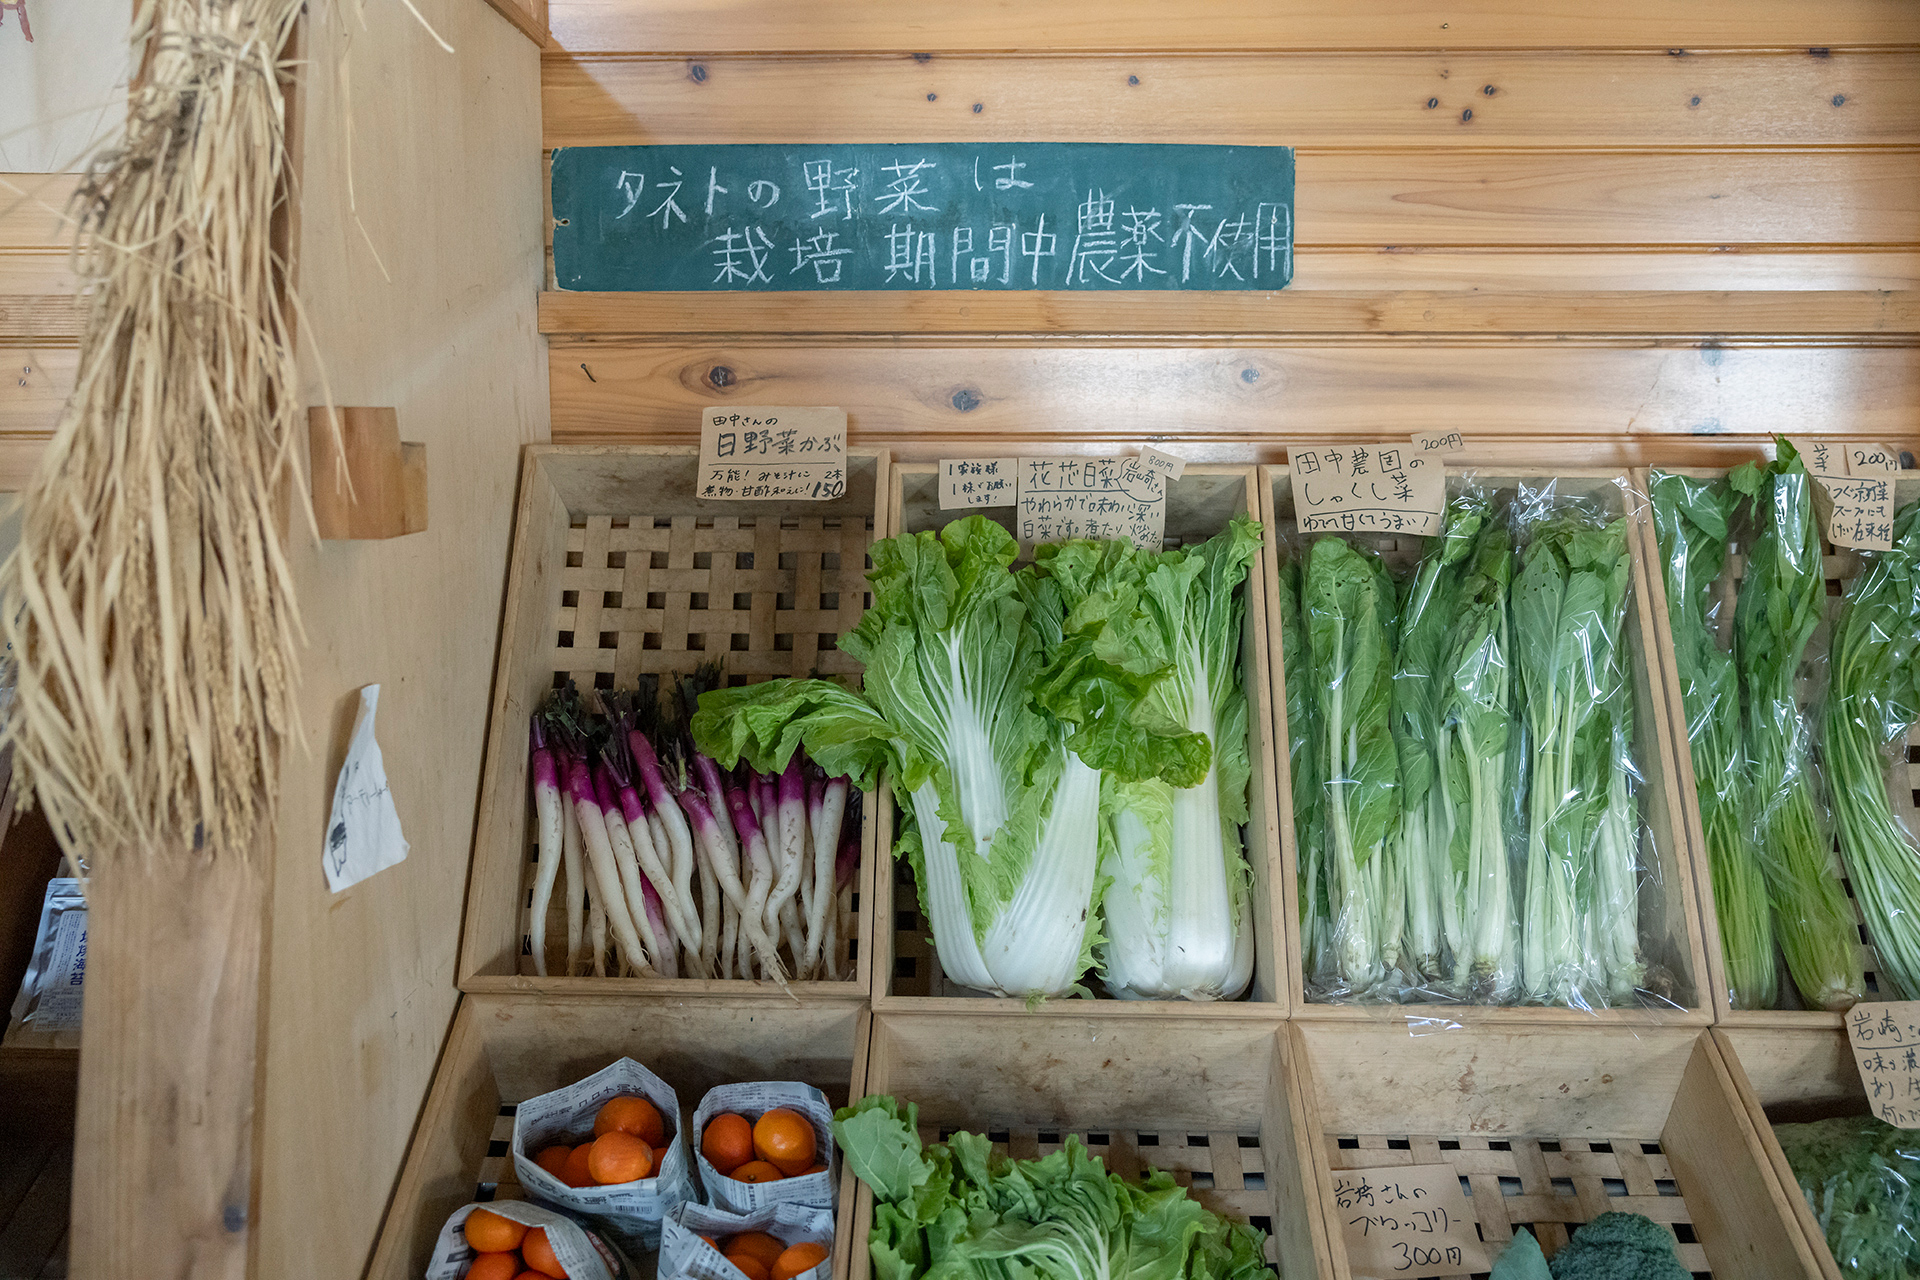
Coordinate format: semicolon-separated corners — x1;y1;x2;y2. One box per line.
322;684;409;893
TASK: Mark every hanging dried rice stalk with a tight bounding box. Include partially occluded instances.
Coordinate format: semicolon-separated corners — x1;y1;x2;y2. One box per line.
0;0;312;866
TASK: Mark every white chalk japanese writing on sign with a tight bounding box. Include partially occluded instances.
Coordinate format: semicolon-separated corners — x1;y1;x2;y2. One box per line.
552;143;1295;293
1289;445;1446;537
1331;1163;1488;1278
698;406;847;501
1847;1002;1920;1129
1015;457;1166;550
940;458;1018;510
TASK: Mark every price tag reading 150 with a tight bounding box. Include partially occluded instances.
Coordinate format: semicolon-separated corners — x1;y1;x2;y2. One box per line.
1332;1163;1488;1278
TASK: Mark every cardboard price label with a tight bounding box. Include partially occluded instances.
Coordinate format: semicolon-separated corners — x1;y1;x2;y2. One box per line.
1822;475;1896;552
1330;1163;1488;1278
1790;437;1845;479
1014;457;1166;550
1290;445;1445;537
698;406;847;501
1847;1001;1920;1128
939;458;1017;509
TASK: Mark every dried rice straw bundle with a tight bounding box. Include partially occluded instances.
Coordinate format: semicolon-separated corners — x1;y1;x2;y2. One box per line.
0;0;312;867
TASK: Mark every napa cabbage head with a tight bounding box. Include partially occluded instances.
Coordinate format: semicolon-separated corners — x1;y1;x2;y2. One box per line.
693;514;1103;1000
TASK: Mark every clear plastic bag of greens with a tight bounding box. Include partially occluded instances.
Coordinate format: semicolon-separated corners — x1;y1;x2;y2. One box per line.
1389;489;1524;1005
1823;497;1920;1001
1295;530;1403;1000
1288;475;1677;1011
1776;1115;1920;1278
1732;445;1865;1013
1502;478;1672;1012
1649;468;1781;1012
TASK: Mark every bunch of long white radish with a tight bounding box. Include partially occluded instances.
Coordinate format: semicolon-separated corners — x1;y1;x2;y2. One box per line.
525;679;858;983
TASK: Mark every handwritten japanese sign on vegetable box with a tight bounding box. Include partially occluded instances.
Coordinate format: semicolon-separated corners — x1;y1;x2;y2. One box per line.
1290;445;1445;537
1331;1163;1487;1278
697;406;847;501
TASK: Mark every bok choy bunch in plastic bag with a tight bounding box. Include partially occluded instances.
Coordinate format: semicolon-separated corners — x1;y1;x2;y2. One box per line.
1290;483;1655;1009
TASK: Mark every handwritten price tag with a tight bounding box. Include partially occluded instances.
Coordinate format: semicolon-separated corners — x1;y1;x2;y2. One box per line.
1015;457;1166;550
1411;430;1465;458
1331;1163;1487;1278
698;405;847;501
1847;1001;1920;1128
1140;446;1188;481
1289;445;1445;537
939;458;1018;509
1846;443;1903;475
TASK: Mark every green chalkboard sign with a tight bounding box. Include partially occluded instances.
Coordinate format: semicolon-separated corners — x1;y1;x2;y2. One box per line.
551;143;1293;293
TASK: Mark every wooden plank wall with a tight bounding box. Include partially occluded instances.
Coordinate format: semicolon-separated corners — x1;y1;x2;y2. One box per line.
254;0;549;1276
0;172;81;489
538;1;1920;465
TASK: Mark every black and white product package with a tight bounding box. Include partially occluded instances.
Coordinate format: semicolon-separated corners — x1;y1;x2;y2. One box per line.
659;1201;833;1280
511;1057;696;1253
4;878;84;1048
691;1082;836;1214
423;1200;633;1280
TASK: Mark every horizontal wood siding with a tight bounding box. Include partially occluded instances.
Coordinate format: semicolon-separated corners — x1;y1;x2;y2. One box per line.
0;174;82;488
544;51;1920;150
539;4;1920;464
544;341;1920;463
547;1;1920;55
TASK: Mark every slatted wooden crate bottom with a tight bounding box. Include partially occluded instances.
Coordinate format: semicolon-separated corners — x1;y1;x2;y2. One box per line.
1292;1022;1824;1280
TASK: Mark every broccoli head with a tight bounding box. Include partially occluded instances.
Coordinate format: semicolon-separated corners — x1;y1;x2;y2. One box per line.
1548;1212;1689;1280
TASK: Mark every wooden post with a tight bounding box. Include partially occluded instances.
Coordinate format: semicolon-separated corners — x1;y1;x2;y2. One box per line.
68;851;270;1279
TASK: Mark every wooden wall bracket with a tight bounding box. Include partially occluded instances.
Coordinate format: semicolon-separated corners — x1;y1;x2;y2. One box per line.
308;406;428;540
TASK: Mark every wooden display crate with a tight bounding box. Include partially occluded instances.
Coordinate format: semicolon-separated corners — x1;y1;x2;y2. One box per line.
1635;468;1920;1027
458;445;889;998
852;1011;1328;1280
1292;1021;1824;1279
1260;466;1710;1024
366;994;870;1280
1713;1027;1871;1280
869;462;1291;1014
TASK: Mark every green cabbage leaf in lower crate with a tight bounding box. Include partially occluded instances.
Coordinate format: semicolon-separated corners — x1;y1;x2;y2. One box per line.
1823;500;1920;1001
831;1096;1271;1280
1775;1115;1920;1280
